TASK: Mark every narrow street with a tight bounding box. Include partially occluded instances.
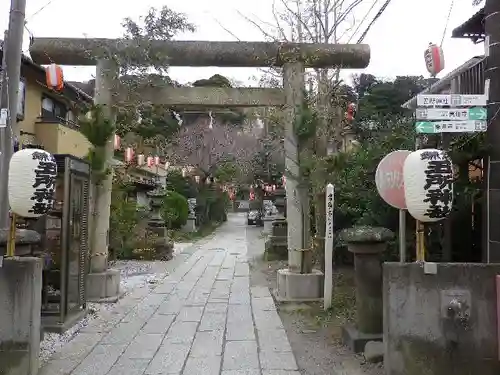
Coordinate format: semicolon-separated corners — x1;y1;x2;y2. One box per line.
40;214;299;375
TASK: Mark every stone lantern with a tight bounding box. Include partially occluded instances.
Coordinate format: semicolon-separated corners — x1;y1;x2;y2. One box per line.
146;189;173;260
339;226;393;352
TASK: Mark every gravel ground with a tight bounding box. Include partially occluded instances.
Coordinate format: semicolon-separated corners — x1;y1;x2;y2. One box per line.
246;225;383;375
39;242;194;364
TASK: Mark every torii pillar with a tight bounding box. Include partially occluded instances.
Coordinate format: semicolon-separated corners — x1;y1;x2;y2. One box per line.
29;39;370;301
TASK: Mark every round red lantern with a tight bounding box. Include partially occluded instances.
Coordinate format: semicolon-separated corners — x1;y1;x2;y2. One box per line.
424;43;445;77
45;63;64;91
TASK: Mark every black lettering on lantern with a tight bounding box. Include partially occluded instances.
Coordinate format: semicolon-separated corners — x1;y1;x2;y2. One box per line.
423;160;452;190
28;158;57;215
32;161;56;190
420;150;442;161
422;157;453;220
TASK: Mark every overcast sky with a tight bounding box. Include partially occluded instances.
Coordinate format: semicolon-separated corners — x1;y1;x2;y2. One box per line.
0;0;485;86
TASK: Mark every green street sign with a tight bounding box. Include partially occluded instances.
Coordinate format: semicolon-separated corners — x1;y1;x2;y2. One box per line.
415;107;487;121
415;120;487;134
468;107;487;120
415;121;436;133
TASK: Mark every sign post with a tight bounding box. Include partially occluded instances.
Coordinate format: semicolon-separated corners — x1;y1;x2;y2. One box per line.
324;183;334;311
375;150;411;263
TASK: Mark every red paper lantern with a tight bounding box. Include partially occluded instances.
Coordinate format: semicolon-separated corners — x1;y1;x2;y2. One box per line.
146;156;154;167
125;147;134;163
424;43;445;77
113;134;121;150
45;63;64;91
137;154;145;166
154;156;160;166
346;103;356;122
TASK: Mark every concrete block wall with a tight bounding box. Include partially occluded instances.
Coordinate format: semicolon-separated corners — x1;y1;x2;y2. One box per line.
383;263;500;375
0;257;43;375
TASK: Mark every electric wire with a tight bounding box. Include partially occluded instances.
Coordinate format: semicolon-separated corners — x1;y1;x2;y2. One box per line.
356;0;393;43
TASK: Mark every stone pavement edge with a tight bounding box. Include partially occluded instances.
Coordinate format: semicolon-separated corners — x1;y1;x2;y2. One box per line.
39;215;300;375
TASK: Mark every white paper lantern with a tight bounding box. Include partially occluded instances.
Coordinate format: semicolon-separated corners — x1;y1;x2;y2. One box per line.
403;149;453;222
8;149;57;217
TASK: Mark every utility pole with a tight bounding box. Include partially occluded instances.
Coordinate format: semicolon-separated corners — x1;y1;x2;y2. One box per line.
485;0;500;262
0;0;26;230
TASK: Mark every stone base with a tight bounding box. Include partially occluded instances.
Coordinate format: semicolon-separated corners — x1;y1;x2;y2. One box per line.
263;218;274;235
182;218;196;233
264;237;288;260
41;309;87;333
275;268;324;302
86;269;121;303
341;324;382;353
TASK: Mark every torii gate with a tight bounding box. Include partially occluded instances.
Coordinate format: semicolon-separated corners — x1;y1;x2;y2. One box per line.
29;38;369;300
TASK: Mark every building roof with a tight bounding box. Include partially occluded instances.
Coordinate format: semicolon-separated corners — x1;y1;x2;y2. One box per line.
401;56;485;109
0;40;93;104
451;7;485;43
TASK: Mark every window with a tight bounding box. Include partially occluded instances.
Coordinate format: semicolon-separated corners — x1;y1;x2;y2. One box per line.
41;95;67;121
0;74;26;120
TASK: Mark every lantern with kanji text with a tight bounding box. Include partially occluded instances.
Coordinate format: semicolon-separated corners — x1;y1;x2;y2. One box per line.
424;43;445;77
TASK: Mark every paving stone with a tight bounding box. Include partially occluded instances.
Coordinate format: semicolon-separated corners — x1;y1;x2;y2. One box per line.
153;281;177;294
253;310;284;330
217;268;234;280
190;330;224;357
221;371;260;375
145;343;190;374
205;302;228;314
226;322;255;341
229;291;251;305
227;304;252;323
184;293;209;306
101;321;144;344
262;372;301;375
157;297;184;315
198;312;227;331
183;355;222;375
234;262;250;276
252;297;276;311
223;341;259;370
178;306;204;321
257;329;293;352
163;321;198;344
231;277;250;291
121;305;157;323
141;293;167;307
50;332;102;361
141;313;176;334
38;359;80;375
71;344;127;375
259;351;298;371
107;359;150;375
123;333;163;359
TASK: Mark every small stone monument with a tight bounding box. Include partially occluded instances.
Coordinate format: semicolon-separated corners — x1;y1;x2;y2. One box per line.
182;198;197;232
339;226;393;353
147;189;173;261
264;218;288;260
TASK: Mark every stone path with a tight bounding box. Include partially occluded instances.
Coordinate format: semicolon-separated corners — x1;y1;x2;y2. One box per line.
40;214;299;375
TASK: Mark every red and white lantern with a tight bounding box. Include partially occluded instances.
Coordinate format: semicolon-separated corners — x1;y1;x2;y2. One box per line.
165;161;170;170
272;184;276;191
146;156;154;167
137;154;145;166
282;175;286;187
424;43;445;77
45;63;64;91
113;134;121;150
154;156;160;166
125;147;134;163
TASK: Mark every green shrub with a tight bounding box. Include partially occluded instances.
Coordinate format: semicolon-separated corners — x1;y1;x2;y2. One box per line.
162;190;189;229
